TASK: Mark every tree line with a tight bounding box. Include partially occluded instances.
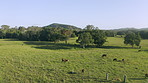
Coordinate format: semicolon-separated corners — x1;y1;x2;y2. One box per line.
0;24;143;48
104;29;148;39
0;25;77;43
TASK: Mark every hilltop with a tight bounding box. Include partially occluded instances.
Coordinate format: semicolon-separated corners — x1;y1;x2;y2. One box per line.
43;23;81;31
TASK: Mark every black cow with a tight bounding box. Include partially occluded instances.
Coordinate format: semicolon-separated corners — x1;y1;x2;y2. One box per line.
113;58;117;61
102;54;107;57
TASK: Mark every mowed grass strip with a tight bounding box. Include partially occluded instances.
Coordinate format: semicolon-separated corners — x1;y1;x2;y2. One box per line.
0;37;147;83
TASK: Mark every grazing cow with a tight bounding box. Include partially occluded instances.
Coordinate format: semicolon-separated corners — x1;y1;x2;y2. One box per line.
113;58;117;61
62;58;69;62
122;59;124;61
102;54;107;57
145;74;148;78
82;69;84;73
138;50;141;52
64;59;69;62
62;58;65;62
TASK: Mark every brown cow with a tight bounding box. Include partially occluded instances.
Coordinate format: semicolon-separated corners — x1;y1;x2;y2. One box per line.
62;58;69;62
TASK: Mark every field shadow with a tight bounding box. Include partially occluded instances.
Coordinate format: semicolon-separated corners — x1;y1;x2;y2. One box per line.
23;41;138;50
3;39;19;41
23;41;80;50
24;41;51;45
142;50;148;52
99;46;134;49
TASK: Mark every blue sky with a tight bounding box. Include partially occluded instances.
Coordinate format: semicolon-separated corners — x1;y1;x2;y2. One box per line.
0;0;148;29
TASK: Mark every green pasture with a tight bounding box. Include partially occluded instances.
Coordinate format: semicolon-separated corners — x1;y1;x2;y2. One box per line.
0;37;147;83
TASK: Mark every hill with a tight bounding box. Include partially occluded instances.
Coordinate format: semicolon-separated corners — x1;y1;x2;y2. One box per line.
44;23;81;31
111;28;148;31
140;28;148;31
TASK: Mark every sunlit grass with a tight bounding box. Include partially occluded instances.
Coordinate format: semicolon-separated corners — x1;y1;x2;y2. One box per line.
0;37;147;83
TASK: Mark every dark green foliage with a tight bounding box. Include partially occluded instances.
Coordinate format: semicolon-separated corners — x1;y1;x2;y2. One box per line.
0;30;5;38
18;26;41;41
105;30;116;37
38;27;72;43
5;28;19;38
85;25;96;30
108;28;148;39
139;31;148;39
71;33;76;37
50;33;63;43
91;30;107;47
134;33;141;46
76;32;94;48
39;27;52;41
117;31;125;35
76;25;107;48
124;32;141;47
18;26;26;32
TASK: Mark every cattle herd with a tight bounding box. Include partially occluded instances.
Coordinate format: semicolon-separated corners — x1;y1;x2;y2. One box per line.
102;54;125;62
61;53;147;77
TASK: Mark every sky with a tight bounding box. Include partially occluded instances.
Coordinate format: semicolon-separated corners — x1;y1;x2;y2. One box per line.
0;0;148;29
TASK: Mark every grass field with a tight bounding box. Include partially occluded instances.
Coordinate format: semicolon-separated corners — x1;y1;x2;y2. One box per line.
0;37;148;83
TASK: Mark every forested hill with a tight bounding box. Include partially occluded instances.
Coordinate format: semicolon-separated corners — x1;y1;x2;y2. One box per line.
111;28;148;31
140;28;148;31
44;23;81;31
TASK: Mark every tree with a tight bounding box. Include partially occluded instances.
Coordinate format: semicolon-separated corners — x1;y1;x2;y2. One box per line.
39;27;50;41
1;25;10;30
124;32;141;47
91;30;107;47
18;26;26;32
50;33;63;43
0;30;5;39
135;33;141;47
61;29;72;43
76;32;94;48
85;25;95;30
71;33;76;37
139;31;148;39
77;25;107;48
105;30;116;37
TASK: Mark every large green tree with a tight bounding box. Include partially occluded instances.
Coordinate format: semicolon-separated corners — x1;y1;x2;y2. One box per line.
76;32;94;48
91;30;107;47
124;32;141;47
